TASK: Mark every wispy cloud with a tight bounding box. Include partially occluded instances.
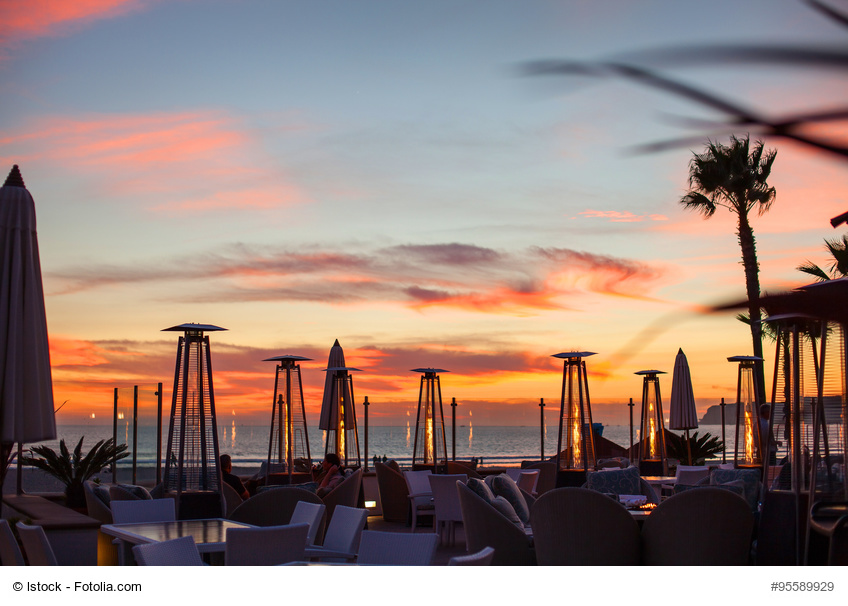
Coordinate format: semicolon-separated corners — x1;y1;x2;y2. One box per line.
0;110;311;212
0;0;152;61
578;209;668;222
49;242;667;313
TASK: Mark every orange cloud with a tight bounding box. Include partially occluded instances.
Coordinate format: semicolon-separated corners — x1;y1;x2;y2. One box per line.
49;336;111;367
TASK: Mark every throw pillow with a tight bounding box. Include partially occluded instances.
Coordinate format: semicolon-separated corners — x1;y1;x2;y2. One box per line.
490;495;524;529
386;459;401;474
710;468;760;510
491;474;530;524
92;484;111;505
115;484;152;500
467;477;495;503
586;465;641;496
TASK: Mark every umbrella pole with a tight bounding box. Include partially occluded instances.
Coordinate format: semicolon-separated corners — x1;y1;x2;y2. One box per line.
685;429;692;466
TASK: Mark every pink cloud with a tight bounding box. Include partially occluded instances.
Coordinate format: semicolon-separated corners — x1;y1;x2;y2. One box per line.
0;0;151;59
0;110;310;212
50;242;668;314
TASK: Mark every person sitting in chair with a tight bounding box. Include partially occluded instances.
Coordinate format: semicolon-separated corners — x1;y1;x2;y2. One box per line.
316;453;344;498
220;454;249;500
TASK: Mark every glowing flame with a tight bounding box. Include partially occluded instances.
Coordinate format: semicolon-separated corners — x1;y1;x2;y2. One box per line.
744;405;755;464
425;403;434;464
648;401;656;458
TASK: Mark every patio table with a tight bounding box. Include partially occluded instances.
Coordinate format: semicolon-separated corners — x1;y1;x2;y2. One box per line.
101;518;255;558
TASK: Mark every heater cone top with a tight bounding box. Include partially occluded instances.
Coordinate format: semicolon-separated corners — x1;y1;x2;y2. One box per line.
411;368;450;374
264;354;313;362
727;355;764;363
162;322;227;332
552;351;596;359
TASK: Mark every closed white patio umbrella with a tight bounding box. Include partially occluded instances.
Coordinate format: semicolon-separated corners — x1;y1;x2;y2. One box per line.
669;348;698;465
0;166;56;493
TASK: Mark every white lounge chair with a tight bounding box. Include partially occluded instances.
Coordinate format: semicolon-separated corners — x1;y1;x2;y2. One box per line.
15;522;57;566
304;505;367;561
132;536;204;566
0;519;25;565
225;523;309;566
428;473;467;546
403;470;433;531
289;501;326;546
448;546;495;566
111;498;176;524
356;530;438;566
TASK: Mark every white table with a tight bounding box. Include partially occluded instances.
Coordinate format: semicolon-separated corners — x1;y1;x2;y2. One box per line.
101;518;255;559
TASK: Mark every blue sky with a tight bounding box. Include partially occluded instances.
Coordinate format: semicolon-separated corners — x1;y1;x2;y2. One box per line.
2;0;847;425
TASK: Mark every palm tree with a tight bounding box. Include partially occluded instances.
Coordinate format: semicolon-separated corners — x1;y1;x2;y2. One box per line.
681;134;777;403
797;234;848;281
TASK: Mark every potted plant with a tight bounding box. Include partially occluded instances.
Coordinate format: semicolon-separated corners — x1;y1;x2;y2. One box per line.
666;431;724;466
20;437;129;510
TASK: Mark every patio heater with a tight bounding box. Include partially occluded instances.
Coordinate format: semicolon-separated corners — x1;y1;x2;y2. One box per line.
552;352;596;486
768;314;821;494
727;356;764;468
323;366;361;467
162;323;225;520
635;370;668;476
411;368;449;471
263;355;312;484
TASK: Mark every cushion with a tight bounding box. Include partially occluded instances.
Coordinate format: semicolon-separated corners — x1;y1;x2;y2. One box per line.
385;459;401;474
586;466;641;496
710;468;760;510
489;496;524;529
92;484;111;505
467;477;495;503
716;479;746;497
491;474;530;524
111;484;153;500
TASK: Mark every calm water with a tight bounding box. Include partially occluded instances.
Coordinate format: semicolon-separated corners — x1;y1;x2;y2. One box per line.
32;422;740;469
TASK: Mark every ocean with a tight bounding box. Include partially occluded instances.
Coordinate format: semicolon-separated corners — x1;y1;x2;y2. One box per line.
30;422;739;471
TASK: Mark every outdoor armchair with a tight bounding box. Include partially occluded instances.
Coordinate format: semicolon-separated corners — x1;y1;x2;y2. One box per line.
16;522;57;566
457;481;534;565
641;486;754;565
374;461;409;522
356;530;439;565
0;519;24;565
531;487;640;565
132;535;204;566
229;486;322;527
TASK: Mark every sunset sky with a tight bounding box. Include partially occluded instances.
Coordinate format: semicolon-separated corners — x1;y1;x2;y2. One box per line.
2;0;848;428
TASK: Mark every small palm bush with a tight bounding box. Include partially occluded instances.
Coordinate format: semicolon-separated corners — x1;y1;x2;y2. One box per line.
21;437;129;509
666;431;725;466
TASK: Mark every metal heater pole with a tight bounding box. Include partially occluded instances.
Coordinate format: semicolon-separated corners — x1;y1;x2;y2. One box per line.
539;398;545;460
451;397;457;462
364;396;369;471
720;397;727;463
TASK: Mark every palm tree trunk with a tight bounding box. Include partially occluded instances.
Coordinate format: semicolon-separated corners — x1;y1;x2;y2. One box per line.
737;210;767;404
